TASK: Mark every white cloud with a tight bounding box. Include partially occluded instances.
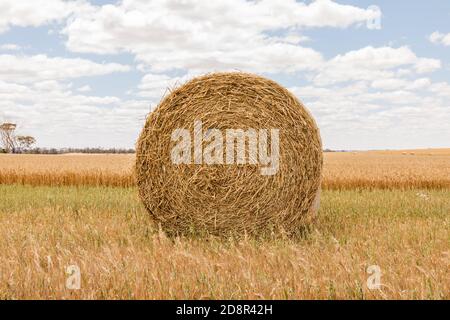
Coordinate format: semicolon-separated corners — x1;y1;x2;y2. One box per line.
270;33;311;45
313;46;441;85
137;73;192;100
0;0;85;33
429;31;450;46
62;0;379;73
0;54;130;83
289;79;450;149
407;78;432;90
414;58;441;74
0;43;21;51
0;50;138;148
371;78;408;91
77;85;91;92
0;78;150;148
429;82;450;97
371;77;431;91
1;1;448;150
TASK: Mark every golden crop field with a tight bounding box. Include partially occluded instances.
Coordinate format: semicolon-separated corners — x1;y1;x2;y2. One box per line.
0;154;135;187
0;186;448;299
0;149;449;189
323;149;450;189
0;149;449;299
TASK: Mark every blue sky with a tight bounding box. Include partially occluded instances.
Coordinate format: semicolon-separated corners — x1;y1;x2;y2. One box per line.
0;0;449;150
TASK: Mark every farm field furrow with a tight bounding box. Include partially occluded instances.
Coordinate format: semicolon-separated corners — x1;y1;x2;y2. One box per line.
0;149;449;189
0;185;448;299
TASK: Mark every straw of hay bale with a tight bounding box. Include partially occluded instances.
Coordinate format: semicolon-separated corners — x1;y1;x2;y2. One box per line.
136;72;323;236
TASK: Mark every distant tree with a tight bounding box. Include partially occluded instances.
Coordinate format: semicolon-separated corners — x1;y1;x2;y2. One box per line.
0;123;17;153
16;135;36;152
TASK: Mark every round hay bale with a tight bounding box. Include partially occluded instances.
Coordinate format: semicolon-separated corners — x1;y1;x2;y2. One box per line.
136;72;322;236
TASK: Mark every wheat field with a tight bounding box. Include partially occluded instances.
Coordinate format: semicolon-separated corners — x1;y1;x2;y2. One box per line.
0;149;449;299
0;149;449;189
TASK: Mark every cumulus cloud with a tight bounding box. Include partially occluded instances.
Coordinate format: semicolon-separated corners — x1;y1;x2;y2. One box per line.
1;0;448;150
0;51;136;147
288;43;448;149
0;0;86;33
429;81;450;98
289;80;450;149
0;54;130;83
0;79;149;148
371;78;431;91
62;0;379;73
429;31;450;46
313;46;441;85
295;44;447;149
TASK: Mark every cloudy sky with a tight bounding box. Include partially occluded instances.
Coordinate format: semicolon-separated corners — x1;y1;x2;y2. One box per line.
0;0;449;150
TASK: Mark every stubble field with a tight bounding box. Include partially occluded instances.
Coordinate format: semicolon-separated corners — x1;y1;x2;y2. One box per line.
0;149;448;299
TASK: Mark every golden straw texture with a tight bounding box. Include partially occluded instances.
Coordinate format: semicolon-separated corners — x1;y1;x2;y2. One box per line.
136;72;322;236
